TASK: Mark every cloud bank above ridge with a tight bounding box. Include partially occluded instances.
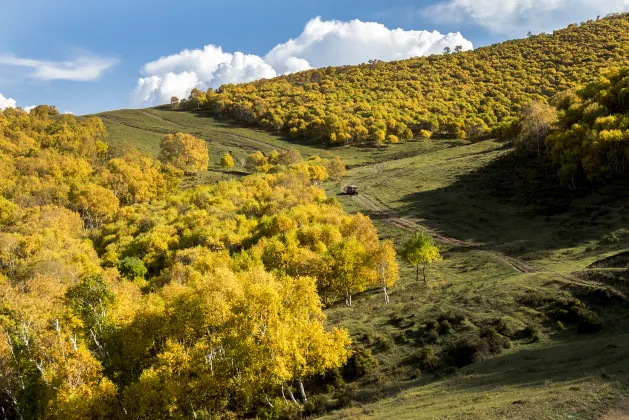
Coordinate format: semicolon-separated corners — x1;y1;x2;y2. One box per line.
423;0;629;36
130;17;473;107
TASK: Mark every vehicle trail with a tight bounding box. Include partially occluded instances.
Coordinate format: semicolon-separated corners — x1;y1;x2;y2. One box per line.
350;193;536;274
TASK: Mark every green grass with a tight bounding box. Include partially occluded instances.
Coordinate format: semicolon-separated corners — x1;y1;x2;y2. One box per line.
98;108;629;419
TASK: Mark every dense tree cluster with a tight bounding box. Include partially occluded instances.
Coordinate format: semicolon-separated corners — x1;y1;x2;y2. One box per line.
545;66;629;187
0;106;397;418
176;14;629;145
244;149;345;182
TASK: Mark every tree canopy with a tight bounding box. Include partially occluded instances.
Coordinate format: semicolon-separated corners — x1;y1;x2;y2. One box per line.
0;106;395;418
177;14;629;145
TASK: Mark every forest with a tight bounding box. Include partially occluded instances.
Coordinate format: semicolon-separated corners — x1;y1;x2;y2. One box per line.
174;13;629;146
0;106;398;418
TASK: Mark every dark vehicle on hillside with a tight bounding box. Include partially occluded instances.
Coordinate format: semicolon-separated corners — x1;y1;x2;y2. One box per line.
345;185;359;195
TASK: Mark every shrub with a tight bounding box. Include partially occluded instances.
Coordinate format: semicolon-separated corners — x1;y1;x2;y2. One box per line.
444;335;490;368
417;346;440;372
438;320;453;335
117;256;148;280
343;348;378;380
480;326;511;353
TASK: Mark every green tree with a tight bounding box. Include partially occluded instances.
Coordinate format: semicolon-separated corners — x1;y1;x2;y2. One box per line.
402;231;442;283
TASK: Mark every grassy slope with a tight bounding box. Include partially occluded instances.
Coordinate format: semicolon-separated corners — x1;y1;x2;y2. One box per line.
99;109;629;419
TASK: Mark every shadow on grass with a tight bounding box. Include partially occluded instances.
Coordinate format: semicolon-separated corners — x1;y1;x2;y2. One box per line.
396;150;629;255
349;331;629;407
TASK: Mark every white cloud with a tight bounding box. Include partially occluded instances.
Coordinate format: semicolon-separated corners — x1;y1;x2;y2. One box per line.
23;105;36;113
0;93;16;110
423;0;629;35
0;54;117;81
265;17;472;74
131;17;473;107
63;110;74;114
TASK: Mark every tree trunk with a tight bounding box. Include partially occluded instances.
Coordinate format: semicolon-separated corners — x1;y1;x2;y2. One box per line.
281;384;289;404
298;378;308;404
383;285;389;304
423;265;427;284
416;265;419;282
345;290;352;307
284;382;299;406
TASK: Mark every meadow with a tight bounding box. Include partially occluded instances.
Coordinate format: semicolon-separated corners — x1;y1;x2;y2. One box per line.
98;107;629;418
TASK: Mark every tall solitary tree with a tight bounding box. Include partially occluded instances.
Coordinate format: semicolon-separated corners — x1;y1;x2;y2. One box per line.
373;240;399;304
402;231;442;283
158;132;209;174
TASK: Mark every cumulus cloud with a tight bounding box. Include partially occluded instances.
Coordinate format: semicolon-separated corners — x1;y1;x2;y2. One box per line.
0;54;117;81
130;17;473;106
423;0;629;35
0;93;17;110
265;17;472;74
0;93;34;112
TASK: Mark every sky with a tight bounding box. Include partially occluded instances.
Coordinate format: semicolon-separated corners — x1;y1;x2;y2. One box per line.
1;0;628;115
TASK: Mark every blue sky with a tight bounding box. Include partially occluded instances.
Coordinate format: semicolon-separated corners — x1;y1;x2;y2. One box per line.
1;0;626;115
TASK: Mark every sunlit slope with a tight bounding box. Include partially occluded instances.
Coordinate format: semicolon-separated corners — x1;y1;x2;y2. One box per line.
184;14;629;144
320;138;629;419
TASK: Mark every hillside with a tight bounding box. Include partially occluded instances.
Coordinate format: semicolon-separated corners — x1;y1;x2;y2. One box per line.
173;13;629;145
93;107;629;418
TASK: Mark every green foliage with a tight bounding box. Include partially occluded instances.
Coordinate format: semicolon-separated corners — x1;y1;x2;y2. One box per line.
402;231;442;282
117;256;148;280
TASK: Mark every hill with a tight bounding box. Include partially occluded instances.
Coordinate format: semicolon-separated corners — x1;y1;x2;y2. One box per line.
94;107;629;418
173;13;629;145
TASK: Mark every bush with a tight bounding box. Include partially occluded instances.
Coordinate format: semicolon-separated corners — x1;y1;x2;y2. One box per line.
304;395;330;415
117;256;148;280
417;346;440;372
480;326;511;353
493;316;526;338
521;324;542;342
546;298;602;333
343;348;378;380
438;320;453;335
444;335;490;368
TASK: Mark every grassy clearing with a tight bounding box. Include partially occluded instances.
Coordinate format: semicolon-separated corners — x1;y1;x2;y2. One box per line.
101;108;629;418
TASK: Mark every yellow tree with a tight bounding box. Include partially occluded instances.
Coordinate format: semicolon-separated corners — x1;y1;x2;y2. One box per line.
372;240;399;304
221;153;235;170
329;237;376;307
402;231;442;283
158;132;209;173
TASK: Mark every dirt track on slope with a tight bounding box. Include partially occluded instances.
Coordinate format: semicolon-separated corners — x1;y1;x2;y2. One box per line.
350;193;536;274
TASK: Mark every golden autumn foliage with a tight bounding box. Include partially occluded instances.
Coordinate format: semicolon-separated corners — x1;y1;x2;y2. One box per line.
545;66;629;187
158;132;209;173
0;106;394;417
178;14;629;144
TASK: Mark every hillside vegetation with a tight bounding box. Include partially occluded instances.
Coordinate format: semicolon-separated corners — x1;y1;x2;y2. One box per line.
0;106;402;418
89;103;629;418
172;13;629;145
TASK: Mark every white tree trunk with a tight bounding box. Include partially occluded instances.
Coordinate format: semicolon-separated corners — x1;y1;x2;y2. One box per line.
298;378;308;403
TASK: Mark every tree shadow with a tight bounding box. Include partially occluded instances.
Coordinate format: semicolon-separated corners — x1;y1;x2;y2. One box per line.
396;150;629;256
